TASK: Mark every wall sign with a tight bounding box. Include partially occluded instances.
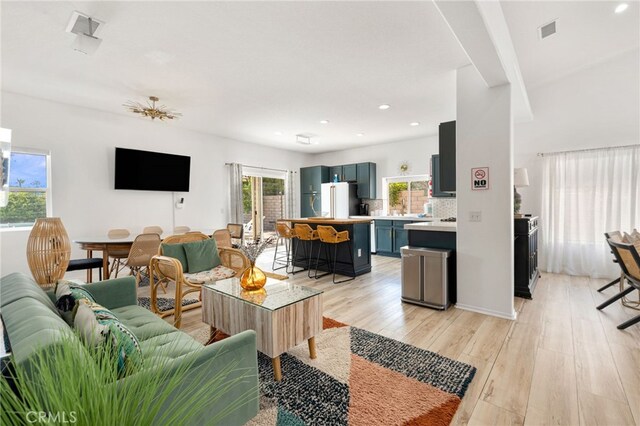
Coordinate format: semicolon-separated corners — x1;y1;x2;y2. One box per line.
471;167;489;190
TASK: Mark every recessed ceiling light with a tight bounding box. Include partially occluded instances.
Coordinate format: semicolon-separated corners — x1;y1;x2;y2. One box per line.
356;133;364;137
274;131;283;136
320;120;329;124
615;3;628;13
378;104;390;110
410;122;420;126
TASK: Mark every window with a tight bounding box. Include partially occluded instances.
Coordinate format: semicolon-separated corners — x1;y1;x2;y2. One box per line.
382;175;429;215
0;149;51;229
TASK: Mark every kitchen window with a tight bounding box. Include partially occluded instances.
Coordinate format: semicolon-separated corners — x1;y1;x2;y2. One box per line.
0;149;52;229
382;175;429;216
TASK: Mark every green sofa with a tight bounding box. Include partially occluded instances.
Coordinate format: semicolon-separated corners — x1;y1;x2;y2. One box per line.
0;272;259;425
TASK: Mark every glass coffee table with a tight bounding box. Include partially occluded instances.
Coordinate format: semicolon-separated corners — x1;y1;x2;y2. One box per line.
201;277;323;381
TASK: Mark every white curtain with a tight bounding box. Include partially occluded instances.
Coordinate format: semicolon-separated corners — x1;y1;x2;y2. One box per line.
228;163;243;224
285;170;296;219
541;145;640;278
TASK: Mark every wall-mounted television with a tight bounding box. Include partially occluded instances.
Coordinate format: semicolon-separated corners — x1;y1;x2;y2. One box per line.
115;147;190;192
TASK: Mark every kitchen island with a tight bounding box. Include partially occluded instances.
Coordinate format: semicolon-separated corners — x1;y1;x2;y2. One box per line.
404;221;457;303
280;218;372;277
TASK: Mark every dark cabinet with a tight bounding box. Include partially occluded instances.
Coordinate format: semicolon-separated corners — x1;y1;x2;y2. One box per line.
329;164;357;183
431;156;455;198
375;221;393;254
329;166;343;182
356;162;376;199
375;220;413;257
514;217;539;299
300;166;329;217
300;166;329;193
343;164;357;182
439;120;456;192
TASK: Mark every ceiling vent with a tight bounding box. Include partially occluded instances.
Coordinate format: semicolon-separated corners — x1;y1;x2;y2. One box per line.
538;20;557;40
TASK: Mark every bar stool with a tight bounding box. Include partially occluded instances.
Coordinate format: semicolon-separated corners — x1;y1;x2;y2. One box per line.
316;225;355;284
272;222;297;273
293;224;324;277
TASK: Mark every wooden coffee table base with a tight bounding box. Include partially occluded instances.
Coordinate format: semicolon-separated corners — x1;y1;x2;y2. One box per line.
202;282;323;382
271;336;316;382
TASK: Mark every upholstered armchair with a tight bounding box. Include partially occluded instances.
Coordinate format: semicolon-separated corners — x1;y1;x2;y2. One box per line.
149;232;249;328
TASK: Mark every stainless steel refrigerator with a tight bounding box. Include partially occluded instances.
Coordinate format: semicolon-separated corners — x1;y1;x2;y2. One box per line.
320;182;359;218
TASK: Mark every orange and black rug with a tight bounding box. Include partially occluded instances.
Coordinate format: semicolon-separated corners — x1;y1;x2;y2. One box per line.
245;317;476;426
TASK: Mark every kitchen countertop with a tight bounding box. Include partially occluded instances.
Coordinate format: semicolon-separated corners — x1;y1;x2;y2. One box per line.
349;215;435;222
403;221;457;232
281;218;373;224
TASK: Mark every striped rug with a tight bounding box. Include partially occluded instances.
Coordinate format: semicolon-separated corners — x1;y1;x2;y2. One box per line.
232;317;476;426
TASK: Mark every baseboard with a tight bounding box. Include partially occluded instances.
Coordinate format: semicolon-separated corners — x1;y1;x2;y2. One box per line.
454;303;517;320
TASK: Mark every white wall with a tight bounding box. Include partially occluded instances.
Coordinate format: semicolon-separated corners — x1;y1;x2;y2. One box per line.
514;48;640;219
0;92;309;276
308;135;440;199
456;65;515;320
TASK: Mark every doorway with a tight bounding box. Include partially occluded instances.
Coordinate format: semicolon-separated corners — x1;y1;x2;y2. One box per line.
242;175;285;243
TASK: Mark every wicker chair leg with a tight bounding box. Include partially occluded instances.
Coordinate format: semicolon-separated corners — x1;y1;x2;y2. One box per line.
173;279;183;329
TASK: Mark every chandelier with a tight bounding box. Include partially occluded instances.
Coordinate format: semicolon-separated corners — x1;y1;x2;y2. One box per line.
123;96;182;121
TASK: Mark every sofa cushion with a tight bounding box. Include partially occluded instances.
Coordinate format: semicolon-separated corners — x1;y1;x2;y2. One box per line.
1;297;71;365
139;331;203;364
183;239;221;273
110;305;203;364
110;305;178;342
161;243;189;272
184;265;236;284
0;272;58;314
74;301;107;346
54;280;96;325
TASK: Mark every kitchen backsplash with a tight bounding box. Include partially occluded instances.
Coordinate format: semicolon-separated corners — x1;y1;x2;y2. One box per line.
432;198;457;218
363;198;456;218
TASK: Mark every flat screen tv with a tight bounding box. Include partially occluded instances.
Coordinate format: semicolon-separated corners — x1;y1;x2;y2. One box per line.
115;147;190;192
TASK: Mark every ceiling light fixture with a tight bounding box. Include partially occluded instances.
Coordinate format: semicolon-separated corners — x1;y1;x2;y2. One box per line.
123;96;182;121
410;122;420;126
66;12;104;55
320;120;329;124
378;104;391;110
296;134;313;145
615;3;628;13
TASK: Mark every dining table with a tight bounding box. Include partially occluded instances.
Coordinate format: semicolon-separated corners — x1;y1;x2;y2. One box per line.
73;229;216;281
73;236;136;281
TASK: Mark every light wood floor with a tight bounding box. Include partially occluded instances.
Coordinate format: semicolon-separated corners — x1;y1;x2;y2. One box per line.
139;251;640;426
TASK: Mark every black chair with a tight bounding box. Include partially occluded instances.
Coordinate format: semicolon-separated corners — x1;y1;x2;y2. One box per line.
597;231;623;292
66;258;106;283
596;240;640;330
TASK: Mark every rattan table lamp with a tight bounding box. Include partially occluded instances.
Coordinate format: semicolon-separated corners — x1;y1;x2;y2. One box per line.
26;217;71;288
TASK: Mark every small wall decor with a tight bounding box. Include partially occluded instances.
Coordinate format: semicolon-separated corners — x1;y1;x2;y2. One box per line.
399;161;410;175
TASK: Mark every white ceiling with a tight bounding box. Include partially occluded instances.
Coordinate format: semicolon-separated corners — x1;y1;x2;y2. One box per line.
501;0;640;89
1;1;468;153
3;2;638;153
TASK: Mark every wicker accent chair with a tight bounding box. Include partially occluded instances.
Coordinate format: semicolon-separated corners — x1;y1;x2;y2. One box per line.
149;232;249;328
125;233;162;287
107;228;131;278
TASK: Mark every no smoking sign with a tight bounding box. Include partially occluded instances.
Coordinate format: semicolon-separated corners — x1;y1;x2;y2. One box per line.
471;167;489;190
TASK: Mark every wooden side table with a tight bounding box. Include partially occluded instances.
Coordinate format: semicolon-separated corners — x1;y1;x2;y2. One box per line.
202;277;323;381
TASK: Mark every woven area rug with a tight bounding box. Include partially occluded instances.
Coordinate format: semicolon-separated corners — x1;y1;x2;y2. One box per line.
137;296;198;311
211;317;477;426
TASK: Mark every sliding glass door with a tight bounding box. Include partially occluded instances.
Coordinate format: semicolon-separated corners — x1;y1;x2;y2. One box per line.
242;174;285;243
